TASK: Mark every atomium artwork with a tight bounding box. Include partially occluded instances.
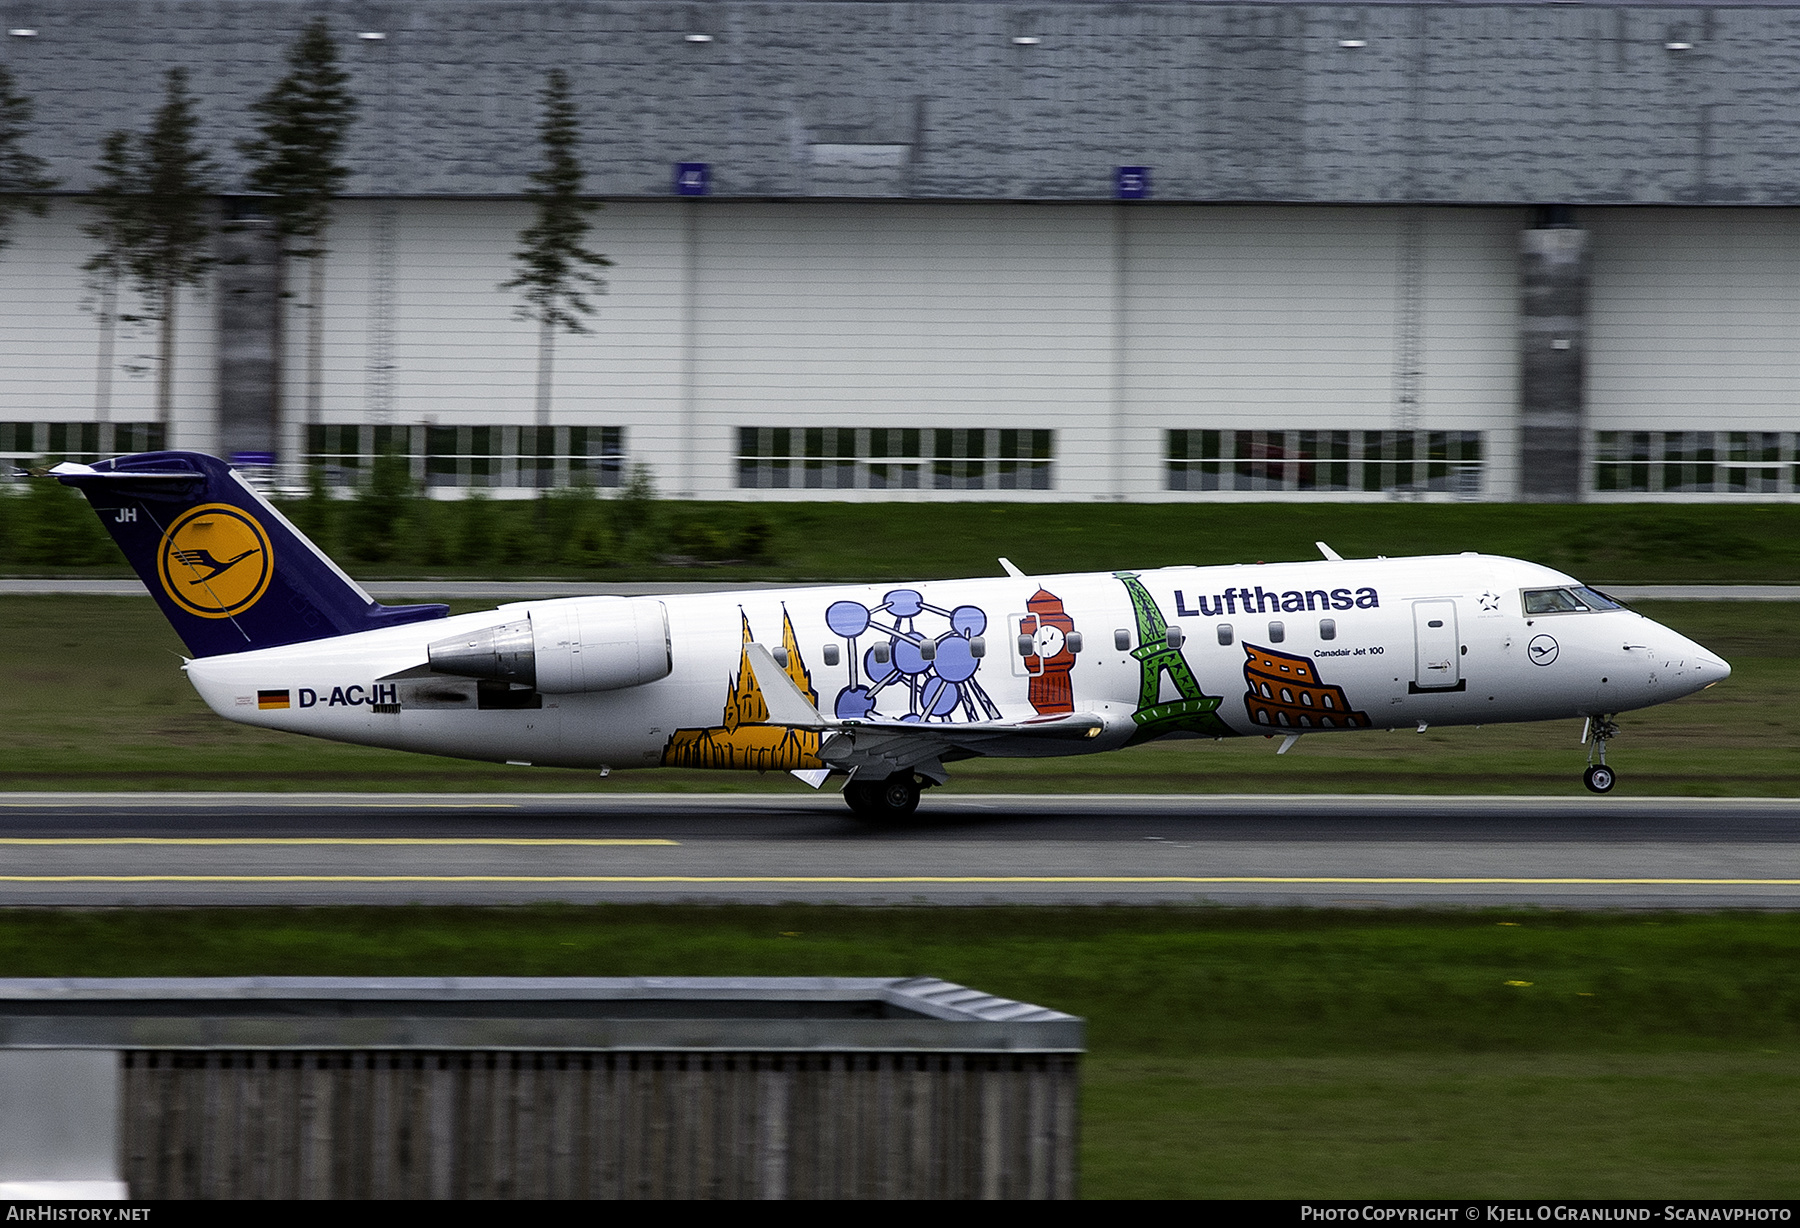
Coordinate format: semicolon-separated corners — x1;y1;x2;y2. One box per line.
824;589;1002;723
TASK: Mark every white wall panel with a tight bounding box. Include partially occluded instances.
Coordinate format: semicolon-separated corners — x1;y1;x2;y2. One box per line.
20;196;1800;502
0;204;216;450
1120;205;1521;498
295;198;684;426
690;202;1116;499
1588;208;1800;432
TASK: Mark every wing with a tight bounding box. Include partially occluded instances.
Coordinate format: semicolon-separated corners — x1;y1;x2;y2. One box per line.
742;643;1104;782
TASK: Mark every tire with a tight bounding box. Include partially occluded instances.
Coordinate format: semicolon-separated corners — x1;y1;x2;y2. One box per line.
878;773;921;820
842;781;878;818
842;773;921;822
1584;764;1616;794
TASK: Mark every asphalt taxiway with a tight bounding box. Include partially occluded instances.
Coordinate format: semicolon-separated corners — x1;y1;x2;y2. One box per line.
0;792;1796;908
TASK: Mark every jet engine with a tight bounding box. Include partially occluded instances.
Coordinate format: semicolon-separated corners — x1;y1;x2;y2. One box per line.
426;599;672;693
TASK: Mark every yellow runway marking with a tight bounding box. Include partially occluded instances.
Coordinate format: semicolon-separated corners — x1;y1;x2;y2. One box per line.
0;838;676;847
0;875;1796;885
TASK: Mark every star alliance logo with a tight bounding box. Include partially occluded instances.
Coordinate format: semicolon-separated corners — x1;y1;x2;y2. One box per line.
1478;591;1501;612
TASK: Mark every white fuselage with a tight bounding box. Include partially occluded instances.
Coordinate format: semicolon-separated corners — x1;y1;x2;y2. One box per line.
183;554;1728;773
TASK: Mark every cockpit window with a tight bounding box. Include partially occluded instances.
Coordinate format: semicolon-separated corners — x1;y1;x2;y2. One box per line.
1571;586;1625;611
1522;587;1623;615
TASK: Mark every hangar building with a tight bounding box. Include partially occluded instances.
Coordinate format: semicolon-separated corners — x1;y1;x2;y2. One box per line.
0;0;1796;502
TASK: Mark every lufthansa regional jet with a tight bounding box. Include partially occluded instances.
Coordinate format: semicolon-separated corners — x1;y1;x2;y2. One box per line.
47;451;1730;819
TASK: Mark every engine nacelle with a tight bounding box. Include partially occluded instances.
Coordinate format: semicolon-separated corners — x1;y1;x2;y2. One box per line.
426;599;671;693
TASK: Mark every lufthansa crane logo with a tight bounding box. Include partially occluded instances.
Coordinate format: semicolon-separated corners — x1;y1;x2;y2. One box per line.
156;503;273;619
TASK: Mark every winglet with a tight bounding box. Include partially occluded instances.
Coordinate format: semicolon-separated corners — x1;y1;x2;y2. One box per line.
999;557;1026;579
1316;541;1344;561
744;644;837;730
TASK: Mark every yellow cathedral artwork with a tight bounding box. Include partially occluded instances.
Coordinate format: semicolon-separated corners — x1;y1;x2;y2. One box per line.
661;607;824;771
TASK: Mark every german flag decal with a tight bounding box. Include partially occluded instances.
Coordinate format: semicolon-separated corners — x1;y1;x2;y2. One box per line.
257;689;291;710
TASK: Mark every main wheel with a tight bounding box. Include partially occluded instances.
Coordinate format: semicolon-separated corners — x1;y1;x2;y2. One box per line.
842;773;921;822
843;780;881;818
1584;764;1616;794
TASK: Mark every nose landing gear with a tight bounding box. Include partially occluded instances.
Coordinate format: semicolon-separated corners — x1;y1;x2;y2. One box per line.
1583;715;1620;793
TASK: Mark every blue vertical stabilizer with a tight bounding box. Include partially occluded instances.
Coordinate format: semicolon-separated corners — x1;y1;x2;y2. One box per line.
54;451;448;657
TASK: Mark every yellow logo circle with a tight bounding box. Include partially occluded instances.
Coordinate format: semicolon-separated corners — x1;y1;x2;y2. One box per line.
156;503;274;619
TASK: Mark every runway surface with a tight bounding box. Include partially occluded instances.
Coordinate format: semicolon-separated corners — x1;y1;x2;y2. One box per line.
1;792;1797;908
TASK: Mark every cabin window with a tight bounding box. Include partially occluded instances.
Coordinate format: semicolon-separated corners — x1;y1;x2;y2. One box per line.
1114;628;1131;651
873;642;892;665
822;644;840;667
969;636;986;658
1067;631;1083;655
1319;618;1336;640
1268;620;1285;643
1217;623;1234;646
1427;619;1444;628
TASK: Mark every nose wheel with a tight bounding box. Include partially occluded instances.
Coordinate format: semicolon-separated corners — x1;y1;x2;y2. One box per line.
1583;716;1620;793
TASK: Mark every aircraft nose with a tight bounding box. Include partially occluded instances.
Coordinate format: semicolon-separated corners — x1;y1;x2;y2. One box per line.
1671;632;1730;692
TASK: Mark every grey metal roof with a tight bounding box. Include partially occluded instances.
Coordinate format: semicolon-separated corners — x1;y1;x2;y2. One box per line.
5;0;1800;204
0;976;1086;1052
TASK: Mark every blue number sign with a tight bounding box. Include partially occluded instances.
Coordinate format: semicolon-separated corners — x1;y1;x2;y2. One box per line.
1115;166;1151;200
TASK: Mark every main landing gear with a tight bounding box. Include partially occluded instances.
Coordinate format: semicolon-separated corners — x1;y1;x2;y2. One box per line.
843;772;924;822
1583;715;1620;794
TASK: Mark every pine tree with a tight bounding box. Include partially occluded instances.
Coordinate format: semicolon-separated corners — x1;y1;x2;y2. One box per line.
81;132;140;428
241;19;357;444
0;65;55;258
138;70;217;432
503;69;611;477
84;69;218;438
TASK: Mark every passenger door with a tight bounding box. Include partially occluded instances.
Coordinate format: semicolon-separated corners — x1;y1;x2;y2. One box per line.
1411;599;1462;691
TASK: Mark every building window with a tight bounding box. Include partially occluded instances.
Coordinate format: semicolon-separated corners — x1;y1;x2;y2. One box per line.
1594;431;1792;495
0;422;164;474
737;427;1053;491
1168;429;1482;496
306;425;624;490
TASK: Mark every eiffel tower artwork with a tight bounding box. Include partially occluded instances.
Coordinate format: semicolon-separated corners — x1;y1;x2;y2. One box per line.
1114;573;1235;743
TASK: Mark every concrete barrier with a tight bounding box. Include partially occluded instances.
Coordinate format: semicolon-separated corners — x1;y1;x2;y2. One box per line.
0;977;1083;1200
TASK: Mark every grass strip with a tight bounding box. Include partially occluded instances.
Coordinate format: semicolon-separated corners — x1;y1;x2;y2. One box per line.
14;492;1800;584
